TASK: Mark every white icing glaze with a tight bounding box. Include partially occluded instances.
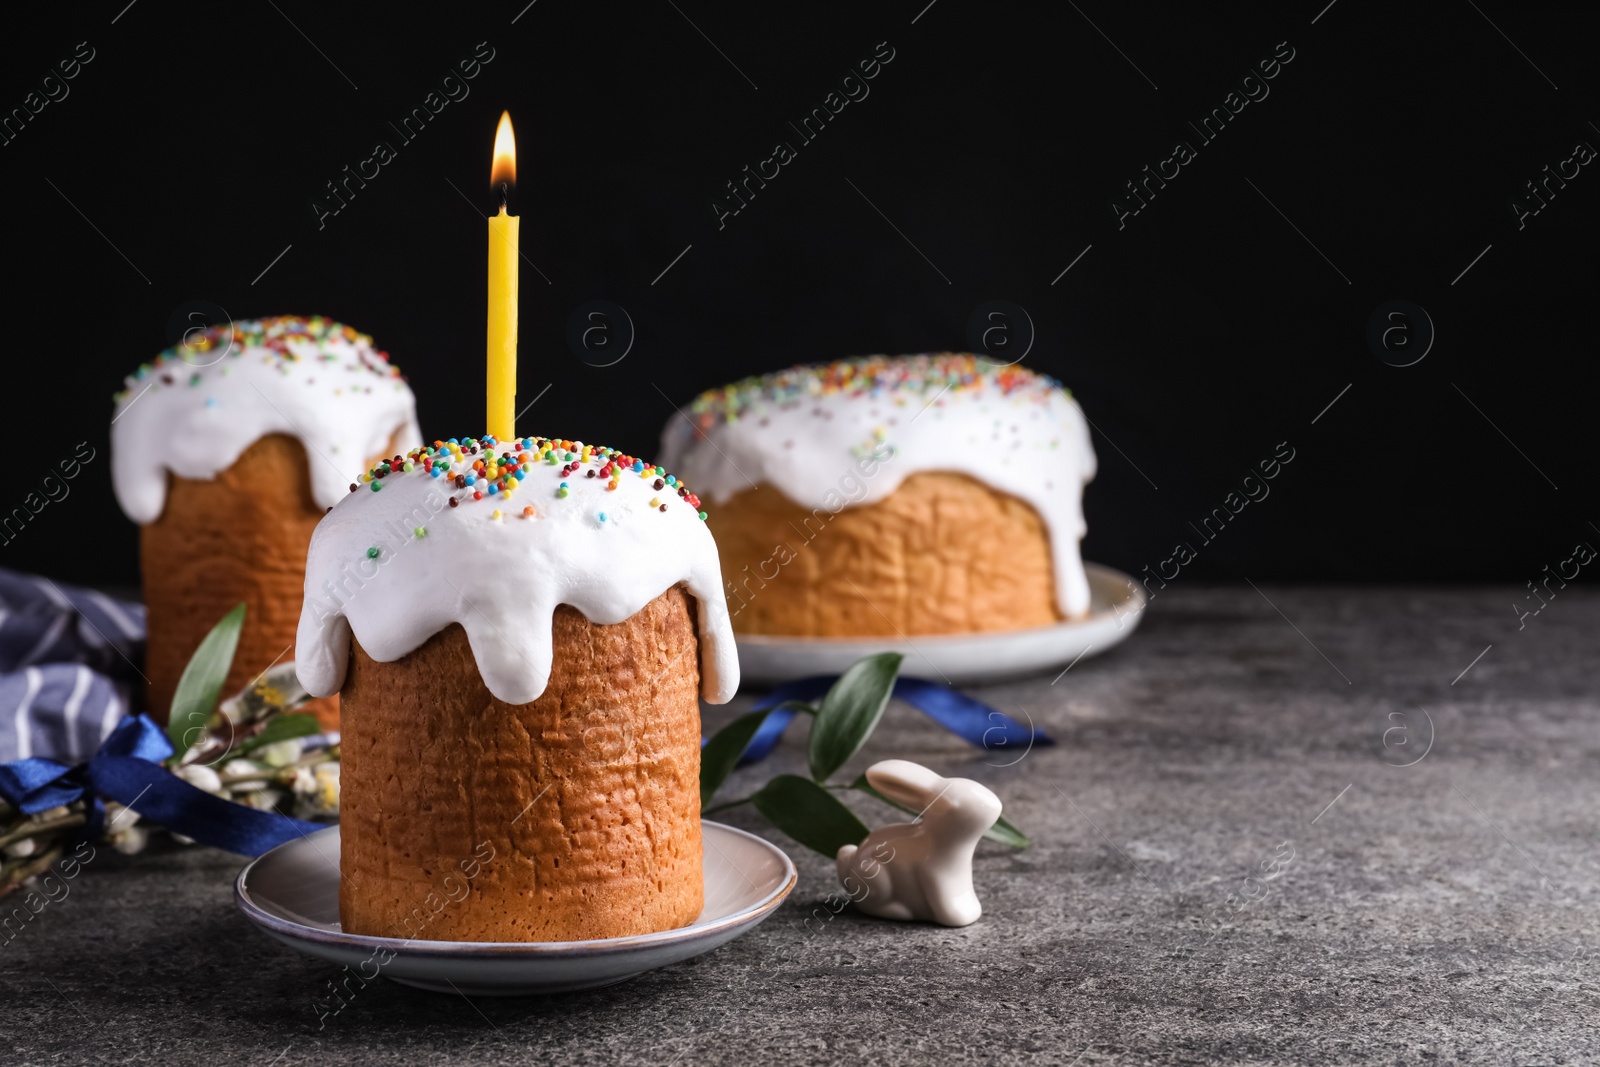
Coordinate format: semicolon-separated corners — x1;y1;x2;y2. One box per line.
658;355;1098;617
295;438;739;706
111;316;421;525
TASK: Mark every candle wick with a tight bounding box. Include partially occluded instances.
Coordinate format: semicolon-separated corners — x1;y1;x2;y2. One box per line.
499;182;509;210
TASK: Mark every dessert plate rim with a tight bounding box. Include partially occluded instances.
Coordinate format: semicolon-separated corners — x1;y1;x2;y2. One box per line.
733;562;1145;684
234;821;797;961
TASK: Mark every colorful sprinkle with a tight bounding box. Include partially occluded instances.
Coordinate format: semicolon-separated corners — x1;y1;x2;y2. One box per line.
338;434;709;521
113;315;405;405
679;353;1065;432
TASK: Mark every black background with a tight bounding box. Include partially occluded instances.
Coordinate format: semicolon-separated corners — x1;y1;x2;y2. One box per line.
2;1;1595;590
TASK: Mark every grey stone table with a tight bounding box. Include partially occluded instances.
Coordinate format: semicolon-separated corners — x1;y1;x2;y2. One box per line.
5;586;1598;1065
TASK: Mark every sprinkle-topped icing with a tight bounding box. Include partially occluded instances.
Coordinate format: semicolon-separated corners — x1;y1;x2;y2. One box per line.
676;353;1061;428
658;353;1099;617
111;315;422;525
296;435;737;707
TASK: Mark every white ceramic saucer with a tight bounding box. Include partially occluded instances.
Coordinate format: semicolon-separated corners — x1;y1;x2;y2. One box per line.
736;562;1148;686
234;823;796;996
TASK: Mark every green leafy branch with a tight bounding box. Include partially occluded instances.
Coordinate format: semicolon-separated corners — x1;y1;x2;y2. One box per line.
699;652;1030;857
161;604;322;768
1;604;334;897
164;602;246;767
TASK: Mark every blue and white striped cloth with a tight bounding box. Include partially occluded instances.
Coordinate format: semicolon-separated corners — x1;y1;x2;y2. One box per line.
0;569;145;765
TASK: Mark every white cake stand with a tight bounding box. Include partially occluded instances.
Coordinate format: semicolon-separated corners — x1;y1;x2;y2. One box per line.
734;562;1147;686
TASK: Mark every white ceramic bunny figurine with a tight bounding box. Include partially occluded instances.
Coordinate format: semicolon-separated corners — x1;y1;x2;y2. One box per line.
835;759;1003;927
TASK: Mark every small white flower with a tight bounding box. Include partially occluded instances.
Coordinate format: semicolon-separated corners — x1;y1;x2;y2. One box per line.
103;802;141;829
218;758;267;784
218;663;310;724
257;739;305;768
3;838;39;858
175;764;225;795
239;788;285;812
293;763;341;819
267;667;310;707
109;826;148;855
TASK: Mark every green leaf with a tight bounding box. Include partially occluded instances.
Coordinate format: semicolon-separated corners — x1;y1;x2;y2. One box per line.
849;773;1030;849
702;701;816;807
807;652;902;782
166;603;246;762
237;713;320;756
700;710;772;809
982;815;1031;849
750;774;871;857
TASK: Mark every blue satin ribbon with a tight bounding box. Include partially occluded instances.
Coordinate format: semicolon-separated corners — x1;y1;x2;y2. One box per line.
0;713;324;856
737;675;1053;765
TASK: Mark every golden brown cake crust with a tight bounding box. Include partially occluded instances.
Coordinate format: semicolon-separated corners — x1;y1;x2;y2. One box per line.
140;433;338;728
337;585;704;943
711;471;1062;636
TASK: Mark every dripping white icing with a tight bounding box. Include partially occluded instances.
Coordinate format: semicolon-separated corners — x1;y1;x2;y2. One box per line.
658;354;1098;618
295;439;739;706
110;316;421;525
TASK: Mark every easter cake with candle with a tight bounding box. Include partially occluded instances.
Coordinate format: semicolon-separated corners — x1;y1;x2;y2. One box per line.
295;434;739;942
658;353;1097;637
111;315;421;729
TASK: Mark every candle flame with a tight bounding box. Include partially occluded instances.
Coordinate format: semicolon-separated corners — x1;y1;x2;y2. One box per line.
490;111;516;189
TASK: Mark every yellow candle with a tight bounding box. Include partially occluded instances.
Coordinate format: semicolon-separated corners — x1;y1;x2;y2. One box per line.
487;111;518;442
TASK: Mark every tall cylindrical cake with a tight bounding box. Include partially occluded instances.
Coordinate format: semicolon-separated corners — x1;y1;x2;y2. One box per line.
111;316;421;727
658;354;1098;637
295;435;739;943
